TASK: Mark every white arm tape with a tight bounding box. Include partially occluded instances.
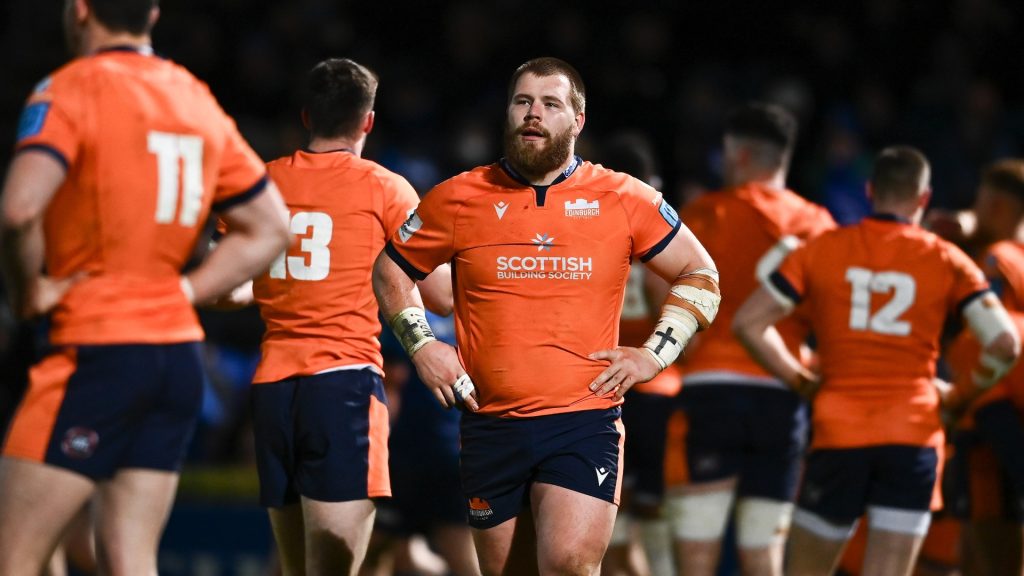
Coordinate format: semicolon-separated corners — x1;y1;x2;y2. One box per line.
964;292;1015;347
389;307;437;357
642;305;699;369
669;282;722;326
973;351;1015;390
755;236;800;283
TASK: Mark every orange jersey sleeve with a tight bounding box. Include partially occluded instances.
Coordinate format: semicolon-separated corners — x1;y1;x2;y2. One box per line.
772;216;989;449
17;50;268;345
386;161;679;417
679;184;836;386
981;241;1024;312
252;152;418;382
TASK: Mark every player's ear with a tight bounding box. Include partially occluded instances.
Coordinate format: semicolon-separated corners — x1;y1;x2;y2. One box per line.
574;111;585;136
74;0;89;23
363;110;375;135
300;109;311;131
147;5;160;29
918;187;932;210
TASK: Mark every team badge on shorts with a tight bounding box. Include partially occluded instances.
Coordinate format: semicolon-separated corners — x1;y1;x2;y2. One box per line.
468;497;494;521
61;427;99;459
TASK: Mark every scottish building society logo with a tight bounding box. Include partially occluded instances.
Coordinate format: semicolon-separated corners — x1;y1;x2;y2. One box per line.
565;198;600;219
496;232;593;281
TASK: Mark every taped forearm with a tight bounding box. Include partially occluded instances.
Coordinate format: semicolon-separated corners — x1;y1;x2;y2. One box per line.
389;307;437;357
642;268;721;369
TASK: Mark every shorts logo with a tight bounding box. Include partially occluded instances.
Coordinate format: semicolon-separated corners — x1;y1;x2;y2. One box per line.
398;211;422;243
565;198;600;219
61;427;99;459
468;497;494;520
494;201;509;220
596;467;610;486
531;232;555;252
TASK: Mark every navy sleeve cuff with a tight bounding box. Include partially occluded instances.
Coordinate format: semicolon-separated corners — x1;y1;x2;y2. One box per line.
769;271;802;305
385;241;429;281
956;288;990;316
212;174;269;212
17;144;69;171
639;220;682;263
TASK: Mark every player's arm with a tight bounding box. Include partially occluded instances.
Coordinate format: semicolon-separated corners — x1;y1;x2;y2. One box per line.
182;180;290;305
589;225;719;399
372;250;477;411
732;286;818;397
0;150;80;318
417;263;453;317
961;291;1020;390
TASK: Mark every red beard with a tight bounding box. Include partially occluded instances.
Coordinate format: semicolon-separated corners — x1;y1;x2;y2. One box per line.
503;121;574;182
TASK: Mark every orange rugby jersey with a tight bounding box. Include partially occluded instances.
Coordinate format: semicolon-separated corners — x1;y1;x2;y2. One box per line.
386;158;682;417
252;151;419;383
619;264;683;396
946;313;1024;427
15;47;267;345
679;183;835;387
950;240;1024;417
771;215;989;449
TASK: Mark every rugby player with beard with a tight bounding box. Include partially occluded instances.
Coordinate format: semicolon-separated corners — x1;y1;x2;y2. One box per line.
372;57;720;575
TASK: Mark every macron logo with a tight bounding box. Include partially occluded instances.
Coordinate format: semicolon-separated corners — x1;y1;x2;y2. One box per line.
596;467;610;486
565;198;600;218
494;201;509;220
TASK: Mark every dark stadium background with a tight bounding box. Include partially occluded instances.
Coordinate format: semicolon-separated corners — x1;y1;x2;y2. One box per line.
1;1;1023;574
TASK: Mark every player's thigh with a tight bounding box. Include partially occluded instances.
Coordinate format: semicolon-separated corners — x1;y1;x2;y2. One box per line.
301;496;376;574
267;504;305;576
0;458;94;572
94;467;179;573
471;515;534;576
532;482;616;575
530;409;623;574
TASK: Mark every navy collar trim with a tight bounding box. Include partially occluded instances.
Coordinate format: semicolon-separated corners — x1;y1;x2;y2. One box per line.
499;155;582;188
96;44;154;56
302;147;354;155
868;212;911;224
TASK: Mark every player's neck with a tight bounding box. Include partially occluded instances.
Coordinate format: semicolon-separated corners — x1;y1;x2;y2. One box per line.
306;137;363;157
728;169;786;191
82;28;151;56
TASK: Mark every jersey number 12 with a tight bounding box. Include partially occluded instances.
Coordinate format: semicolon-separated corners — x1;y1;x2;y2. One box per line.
845;267;916;336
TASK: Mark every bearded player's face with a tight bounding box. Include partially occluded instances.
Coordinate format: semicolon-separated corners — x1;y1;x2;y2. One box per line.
504;72;583;181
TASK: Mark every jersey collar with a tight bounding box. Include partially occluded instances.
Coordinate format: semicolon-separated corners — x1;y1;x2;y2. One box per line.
96;44;155;56
868;212;911;224
498;155;582;188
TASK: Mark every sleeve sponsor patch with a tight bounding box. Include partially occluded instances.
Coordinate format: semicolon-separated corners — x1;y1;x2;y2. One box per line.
398;210;422;242
658;198;680;227
17;102;50;141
